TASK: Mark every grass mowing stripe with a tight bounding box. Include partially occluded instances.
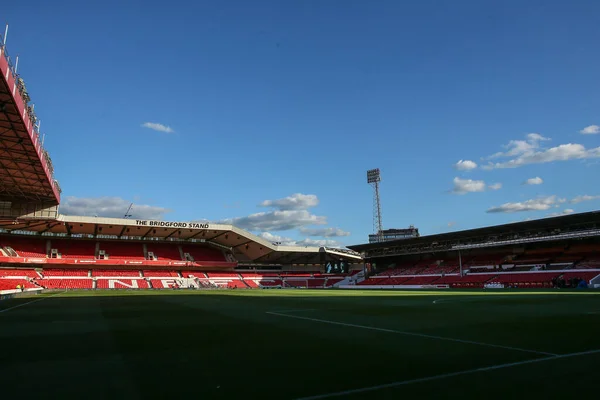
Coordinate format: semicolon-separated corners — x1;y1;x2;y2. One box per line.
0;291;65;314
266;311;557;356
296;348;600;400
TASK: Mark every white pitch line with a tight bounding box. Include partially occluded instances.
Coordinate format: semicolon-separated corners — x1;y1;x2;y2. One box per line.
296;348;600;400
0;291;64;314
266;311;557;356
272;308;318;313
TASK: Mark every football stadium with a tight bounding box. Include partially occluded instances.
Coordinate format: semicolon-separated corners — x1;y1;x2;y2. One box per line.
2;17;600;400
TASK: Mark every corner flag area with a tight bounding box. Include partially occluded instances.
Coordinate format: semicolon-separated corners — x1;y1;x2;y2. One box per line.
1;289;599;399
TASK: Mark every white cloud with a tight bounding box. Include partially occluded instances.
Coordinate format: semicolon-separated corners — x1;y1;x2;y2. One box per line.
486;195;565;213
488;183;502;191
260;193;318;210
299;227;351;237
483;133;600;169
219;193;352;234
453;160;478;171
447;221;456;227
526;133;550;142
570;195;600;204
524;177;543;185
548;209;575;217
451;177;486;194
59;196;171;219
487;133;549;160
141;122;174;133
258;232;297;245
219;210;326;231
580;125;599;135
297;238;340;247
258;232;339;247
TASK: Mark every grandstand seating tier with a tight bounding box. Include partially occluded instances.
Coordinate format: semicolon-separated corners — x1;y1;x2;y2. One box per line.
92;269;140;277
206;272;240;278
149;278;180;289
43;269;89;276
96;279;149;289
560;271;600;282
257;279;283;287
53;241;97;259
41;279;93;289
0;268;39;277
142;270;180;277
146;244;182;261
99;242;145;260
0;237;47;258
0;279;38;290
181;246;226;262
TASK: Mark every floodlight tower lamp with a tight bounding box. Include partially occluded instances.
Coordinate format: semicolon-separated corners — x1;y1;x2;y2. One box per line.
366;168;383;242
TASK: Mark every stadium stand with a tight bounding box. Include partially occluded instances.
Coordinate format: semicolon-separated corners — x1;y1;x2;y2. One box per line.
41;279;93;289
146;243;182;261
98;242;145;260
42;269;89;276
51;240;96;259
92;269;141;277
142;270;180;277
244;279;259;288
96;279;149;289
206;272;239;278
181;245;225;262
257;279;284;287
0;237;47;257
181;271;208;278
0;268;39;278
0;279;37;290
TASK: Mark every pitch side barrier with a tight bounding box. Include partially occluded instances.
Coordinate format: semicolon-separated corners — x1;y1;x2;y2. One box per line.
0;287;43;299
339;284;450;290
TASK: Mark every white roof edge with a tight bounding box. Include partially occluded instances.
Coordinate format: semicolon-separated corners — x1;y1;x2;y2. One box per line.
324;249;363;260
274;245;321;253
52;215;333;255
57;215;231;230
229;226;276;250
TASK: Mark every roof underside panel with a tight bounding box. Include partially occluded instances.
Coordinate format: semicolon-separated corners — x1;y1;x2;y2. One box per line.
0;46;59;204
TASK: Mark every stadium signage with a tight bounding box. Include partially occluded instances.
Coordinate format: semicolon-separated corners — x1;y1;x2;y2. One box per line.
135;220;209;229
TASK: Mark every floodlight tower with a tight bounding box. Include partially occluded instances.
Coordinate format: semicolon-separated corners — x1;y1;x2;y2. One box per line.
367;168;383;242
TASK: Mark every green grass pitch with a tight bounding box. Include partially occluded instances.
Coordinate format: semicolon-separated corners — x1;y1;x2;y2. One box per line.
1;289;599;399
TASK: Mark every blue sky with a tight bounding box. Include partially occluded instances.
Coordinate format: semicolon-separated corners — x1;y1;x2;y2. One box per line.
3;0;600;247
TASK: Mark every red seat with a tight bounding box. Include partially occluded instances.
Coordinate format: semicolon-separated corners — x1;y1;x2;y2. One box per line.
142;270;179;277
147;244;182;261
0;268;38;278
92;269;140;277
54;240;97;259
99;243;145;261
0;237;47;258
181;246;226;262
96;279;148;289
43;269;89;276
0;278;37;290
